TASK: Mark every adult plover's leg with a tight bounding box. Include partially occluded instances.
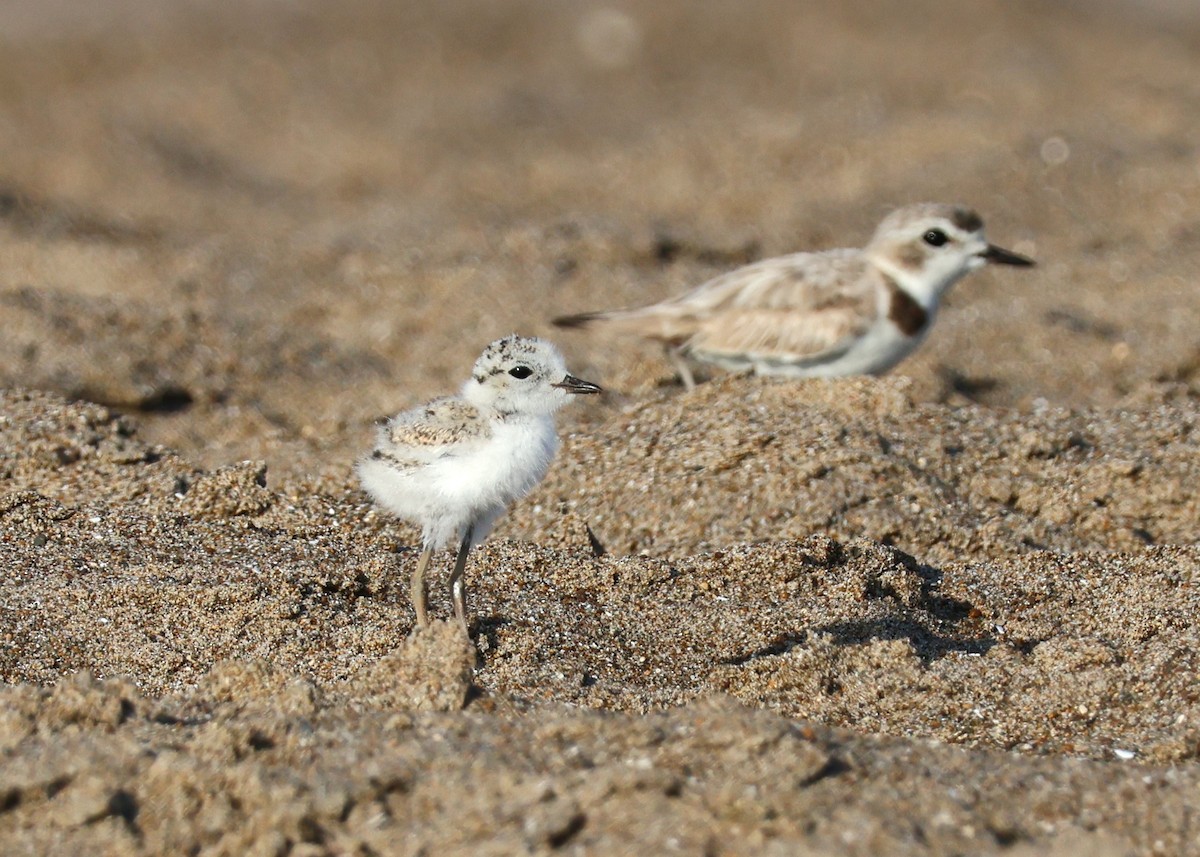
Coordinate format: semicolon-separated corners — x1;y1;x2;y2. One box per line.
666;346;696;391
409;547;433;628
449;525;475;634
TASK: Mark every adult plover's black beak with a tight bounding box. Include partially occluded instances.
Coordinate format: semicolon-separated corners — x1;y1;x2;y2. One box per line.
553;374;603;395
980;244;1035;266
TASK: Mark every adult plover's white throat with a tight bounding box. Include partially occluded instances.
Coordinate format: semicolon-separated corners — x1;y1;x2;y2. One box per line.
554;203;1034;389
357;335;601;633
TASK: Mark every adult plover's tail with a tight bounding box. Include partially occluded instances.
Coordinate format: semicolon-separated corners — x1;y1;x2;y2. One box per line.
553;304;697;344
551;310;608;329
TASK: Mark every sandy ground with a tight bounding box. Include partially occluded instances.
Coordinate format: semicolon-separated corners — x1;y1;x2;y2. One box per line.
2;0;1200;853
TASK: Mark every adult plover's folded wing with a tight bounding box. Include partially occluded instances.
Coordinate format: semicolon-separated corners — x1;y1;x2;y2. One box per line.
680;250;877;364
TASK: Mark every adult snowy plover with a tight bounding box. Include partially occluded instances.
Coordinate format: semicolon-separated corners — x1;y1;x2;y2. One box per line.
358;336;601;633
554;203;1034;389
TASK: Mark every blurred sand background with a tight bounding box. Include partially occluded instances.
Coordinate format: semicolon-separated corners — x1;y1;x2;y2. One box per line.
2;0;1200;853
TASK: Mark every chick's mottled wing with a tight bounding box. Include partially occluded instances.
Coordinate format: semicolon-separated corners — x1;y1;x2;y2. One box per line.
679;250;881;363
372;397;492;468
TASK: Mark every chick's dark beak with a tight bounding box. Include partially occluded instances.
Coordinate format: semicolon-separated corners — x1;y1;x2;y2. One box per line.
554;374;603;395
980;244;1036;267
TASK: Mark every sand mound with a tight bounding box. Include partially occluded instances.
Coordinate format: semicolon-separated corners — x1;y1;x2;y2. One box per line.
3;0;1200;852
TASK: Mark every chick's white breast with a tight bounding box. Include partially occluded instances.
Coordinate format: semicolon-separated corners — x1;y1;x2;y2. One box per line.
440;414;559;510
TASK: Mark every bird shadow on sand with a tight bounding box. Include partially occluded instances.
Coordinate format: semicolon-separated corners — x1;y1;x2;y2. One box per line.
471;614;513;666
722;561;1006;666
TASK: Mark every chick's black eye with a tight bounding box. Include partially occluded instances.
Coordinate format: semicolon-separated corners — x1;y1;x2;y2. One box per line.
922;229;948;247
508;365;533;379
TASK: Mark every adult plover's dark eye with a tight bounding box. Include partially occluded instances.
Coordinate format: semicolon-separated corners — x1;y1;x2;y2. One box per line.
922;229;948;247
508;365;533;379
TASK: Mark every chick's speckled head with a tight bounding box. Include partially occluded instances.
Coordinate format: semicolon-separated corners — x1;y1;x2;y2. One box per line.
463;335;601;415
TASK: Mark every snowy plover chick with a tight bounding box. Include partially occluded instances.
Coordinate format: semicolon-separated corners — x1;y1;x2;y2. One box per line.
357;336;601;634
554;203;1034;389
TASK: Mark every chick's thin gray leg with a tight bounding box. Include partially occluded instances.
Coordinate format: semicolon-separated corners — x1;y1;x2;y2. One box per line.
410;547;433;628
449;525;475;634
